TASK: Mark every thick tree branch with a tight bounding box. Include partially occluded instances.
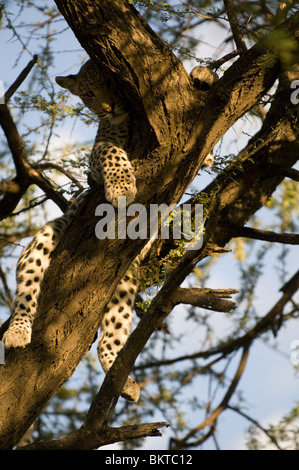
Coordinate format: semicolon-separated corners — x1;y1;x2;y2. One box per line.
280;168;299;181
53;1;299;196
170;287;238;312
202;65;299;252
0;104;31;217
24;421;169;450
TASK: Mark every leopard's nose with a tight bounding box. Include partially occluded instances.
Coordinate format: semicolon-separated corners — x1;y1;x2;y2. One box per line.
101;102;113;113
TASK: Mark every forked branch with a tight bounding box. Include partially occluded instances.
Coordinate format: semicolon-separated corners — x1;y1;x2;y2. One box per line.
0;56;69;219
171;345;250;449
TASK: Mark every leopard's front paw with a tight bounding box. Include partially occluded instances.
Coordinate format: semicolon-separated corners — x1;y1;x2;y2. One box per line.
2;325;32;349
105;179;137;207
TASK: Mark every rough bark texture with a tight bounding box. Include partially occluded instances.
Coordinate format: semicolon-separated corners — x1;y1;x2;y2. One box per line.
0;0;298;450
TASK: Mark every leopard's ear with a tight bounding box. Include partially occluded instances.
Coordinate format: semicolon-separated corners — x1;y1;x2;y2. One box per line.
56;74;79;95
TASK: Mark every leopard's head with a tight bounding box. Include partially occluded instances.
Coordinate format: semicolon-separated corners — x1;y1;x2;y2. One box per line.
56;60;128;124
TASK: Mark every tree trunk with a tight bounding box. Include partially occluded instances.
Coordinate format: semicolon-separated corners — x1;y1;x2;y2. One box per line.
0;0;298;449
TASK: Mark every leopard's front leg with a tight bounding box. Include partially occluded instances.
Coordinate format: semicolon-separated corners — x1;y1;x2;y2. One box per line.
90;141;137;207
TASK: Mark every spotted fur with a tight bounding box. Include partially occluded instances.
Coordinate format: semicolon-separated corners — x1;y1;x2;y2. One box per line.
3;61;218;402
3;60;141;401
56;60;137;206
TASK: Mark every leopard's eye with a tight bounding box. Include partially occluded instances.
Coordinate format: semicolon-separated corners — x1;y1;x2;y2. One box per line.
85;91;95;98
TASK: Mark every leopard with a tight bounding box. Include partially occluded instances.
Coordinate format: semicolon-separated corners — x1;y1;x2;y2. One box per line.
2;59;218;403
3;60;141;401
56;60;137;207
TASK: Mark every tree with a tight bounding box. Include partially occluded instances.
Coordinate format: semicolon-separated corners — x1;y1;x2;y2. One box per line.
0;0;298;450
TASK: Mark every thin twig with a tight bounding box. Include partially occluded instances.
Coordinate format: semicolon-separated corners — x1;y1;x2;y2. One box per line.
0;229;38;250
181;354;226;386
209;49;243;70
172;345;250;449
32;162;85;191
227;405;283;450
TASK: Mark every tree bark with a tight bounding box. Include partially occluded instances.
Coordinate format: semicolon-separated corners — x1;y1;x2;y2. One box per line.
0;0;298;449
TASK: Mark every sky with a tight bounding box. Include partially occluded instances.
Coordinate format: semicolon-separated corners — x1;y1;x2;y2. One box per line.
0;1;298;450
